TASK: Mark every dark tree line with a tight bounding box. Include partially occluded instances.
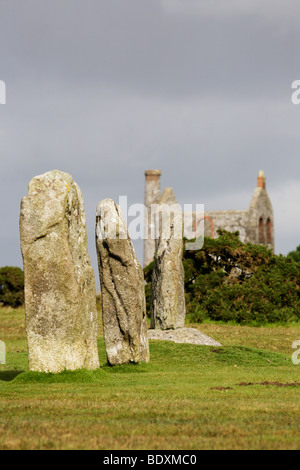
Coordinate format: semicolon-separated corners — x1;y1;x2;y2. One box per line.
0;266;24;308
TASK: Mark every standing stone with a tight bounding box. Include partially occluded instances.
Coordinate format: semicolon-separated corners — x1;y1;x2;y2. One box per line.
20;170;99;373
151;207;186;330
144;170;161;267
96;199;149;365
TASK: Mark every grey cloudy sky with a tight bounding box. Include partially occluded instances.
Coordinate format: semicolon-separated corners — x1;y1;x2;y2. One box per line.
1;0;300;280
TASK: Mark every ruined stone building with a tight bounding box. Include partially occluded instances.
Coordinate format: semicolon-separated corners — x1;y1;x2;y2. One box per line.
143;169;274;266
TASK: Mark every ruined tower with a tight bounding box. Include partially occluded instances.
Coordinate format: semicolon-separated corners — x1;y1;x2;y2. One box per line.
143;169;274;266
190;170;274;251
247;170;274;249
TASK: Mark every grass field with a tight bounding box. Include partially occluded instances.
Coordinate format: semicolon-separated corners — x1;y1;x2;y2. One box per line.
0;306;300;450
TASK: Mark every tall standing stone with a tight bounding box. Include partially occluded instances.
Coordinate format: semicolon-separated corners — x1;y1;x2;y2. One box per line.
96;199;149;365
20;170;100;373
150;206;186;330
144;170;161;267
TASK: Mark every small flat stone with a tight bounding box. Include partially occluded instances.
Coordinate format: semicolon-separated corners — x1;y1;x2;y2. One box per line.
147;327;222;346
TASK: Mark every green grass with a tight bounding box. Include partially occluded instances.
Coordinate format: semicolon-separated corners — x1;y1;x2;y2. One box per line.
0;307;300;449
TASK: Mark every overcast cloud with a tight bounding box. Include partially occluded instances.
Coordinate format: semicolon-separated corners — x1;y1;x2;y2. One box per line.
0;0;300;282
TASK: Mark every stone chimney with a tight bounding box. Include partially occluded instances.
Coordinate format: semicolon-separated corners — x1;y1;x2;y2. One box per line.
257;170;266;189
144;170;161;266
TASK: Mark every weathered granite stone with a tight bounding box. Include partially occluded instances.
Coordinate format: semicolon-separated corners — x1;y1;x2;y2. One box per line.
150;208;186;330
20;170;100;373
95;199;150;365
148;327;222;346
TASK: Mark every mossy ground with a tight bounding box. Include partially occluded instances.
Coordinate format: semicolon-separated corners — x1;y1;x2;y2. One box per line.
0;307;300;449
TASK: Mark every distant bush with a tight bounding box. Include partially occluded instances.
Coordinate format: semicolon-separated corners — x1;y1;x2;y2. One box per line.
0;266;24;308
144;261;154;318
184;230;300;324
287;245;300;263
144;230;300;325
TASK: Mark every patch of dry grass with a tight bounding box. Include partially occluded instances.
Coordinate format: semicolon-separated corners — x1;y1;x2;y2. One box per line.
188;321;300;356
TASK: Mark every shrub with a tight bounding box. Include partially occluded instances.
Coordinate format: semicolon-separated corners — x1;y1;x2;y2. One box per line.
144;230;300;325
183;230;300;324
287;245;300;263
144;261;154;318
0;266;24;308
